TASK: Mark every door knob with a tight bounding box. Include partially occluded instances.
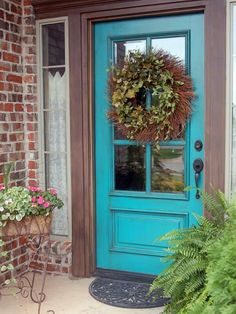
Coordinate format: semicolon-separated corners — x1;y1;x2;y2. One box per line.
193;158;204;199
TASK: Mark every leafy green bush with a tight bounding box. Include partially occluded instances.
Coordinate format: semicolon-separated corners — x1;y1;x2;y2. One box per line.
185;196;236;314
149;190;228;314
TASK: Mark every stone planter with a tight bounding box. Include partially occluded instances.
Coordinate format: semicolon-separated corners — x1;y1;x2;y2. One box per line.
0;214;52;237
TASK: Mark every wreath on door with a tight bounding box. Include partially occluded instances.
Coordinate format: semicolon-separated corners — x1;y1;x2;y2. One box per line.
107;50;194;143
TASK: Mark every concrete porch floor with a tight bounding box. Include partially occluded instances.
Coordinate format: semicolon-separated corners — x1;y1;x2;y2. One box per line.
1;275;164;314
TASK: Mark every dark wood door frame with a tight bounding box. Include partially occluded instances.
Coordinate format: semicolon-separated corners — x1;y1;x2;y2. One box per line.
33;0;226;277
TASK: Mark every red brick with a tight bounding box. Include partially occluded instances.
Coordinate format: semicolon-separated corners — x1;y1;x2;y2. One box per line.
27;133;35;141
27;123;37;131
3;52;19;64
19;254;28;265
23;0;32;5
0;9;4;19
25;55;36;64
9;133;16;141
1;82;13;91
0;123;9;132
12;43;22;54
28;180;38;186
28;170;36;178
5;32;20;43
13;123;23;131
0;154;8;163
28;142;36;150
10;4;18;14
19;237;27;246
0;93;7;101
0;63;11;71
0;41;9;51
5;13;15;22
0;134;7;142
15;103;23;111
28;161;37;169
7;74;22;83
0;103;14;112
24;75;36;84
0;72;5;81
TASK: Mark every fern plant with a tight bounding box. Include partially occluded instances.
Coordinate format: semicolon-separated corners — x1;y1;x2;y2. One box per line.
185;195;236;314
149;190;228;314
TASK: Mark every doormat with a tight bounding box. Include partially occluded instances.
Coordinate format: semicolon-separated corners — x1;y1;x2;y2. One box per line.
89;277;170;309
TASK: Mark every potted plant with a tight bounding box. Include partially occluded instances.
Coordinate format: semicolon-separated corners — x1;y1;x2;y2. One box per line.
0;185;63;237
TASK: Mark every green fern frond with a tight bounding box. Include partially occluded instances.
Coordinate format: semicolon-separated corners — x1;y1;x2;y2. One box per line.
150;190;229;314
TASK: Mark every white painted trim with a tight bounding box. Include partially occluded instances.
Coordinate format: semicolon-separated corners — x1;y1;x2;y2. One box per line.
36;17;72;240
225;1;236;198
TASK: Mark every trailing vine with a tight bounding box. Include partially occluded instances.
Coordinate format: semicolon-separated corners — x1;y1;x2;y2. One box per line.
108;50;194;143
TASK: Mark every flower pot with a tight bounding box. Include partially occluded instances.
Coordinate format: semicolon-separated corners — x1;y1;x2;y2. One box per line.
0;214;52;237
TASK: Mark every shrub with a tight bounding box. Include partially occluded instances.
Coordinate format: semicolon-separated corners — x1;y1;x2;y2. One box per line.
149;190;228;314
186;196;236;314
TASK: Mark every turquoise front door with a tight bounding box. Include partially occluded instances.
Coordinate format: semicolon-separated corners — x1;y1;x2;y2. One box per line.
95;14;204;275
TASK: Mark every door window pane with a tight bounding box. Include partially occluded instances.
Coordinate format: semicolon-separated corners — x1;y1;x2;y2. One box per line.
152;36;185;62
115;145;146;191
151;146;185;193
42;23;65;66
114;40;146;64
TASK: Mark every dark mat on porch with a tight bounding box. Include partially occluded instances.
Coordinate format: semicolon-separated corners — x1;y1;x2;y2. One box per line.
89;277;169;309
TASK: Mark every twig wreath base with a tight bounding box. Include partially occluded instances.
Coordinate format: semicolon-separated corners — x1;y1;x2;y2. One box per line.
108;50;194;143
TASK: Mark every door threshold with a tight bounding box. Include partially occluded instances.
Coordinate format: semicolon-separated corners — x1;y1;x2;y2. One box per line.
94;268;156;284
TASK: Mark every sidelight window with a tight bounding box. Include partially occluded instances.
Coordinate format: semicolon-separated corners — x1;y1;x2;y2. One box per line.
37;18;71;237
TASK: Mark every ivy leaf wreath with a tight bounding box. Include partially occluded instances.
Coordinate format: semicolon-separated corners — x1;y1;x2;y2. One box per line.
107;49;194;143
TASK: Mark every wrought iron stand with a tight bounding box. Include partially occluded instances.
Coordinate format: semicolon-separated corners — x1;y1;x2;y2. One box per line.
1;234;55;314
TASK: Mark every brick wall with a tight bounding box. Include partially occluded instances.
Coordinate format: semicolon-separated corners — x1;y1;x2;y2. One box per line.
0;0;38;186
0;236;28;285
0;0;72;284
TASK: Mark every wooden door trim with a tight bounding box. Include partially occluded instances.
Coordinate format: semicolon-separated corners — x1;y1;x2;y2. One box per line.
32;0;226;277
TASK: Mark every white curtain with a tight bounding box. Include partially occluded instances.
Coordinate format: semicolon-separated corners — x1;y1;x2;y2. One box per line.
46;69;69;236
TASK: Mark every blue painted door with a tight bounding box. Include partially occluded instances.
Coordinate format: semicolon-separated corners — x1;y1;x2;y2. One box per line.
95;14;204;275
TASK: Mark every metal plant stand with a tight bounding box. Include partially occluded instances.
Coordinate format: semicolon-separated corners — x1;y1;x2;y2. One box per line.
1;234;55;314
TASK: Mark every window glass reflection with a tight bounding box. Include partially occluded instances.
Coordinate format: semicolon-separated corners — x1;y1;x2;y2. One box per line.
152;146;185;193
42;23;65;66
114;40;146;64
115;145;146;191
152;37;185;62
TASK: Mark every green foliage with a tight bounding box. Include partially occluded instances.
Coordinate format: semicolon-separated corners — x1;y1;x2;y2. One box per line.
108;49;191;142
0;187;31;224
0;186;64;226
3;163;13;188
0;184;63;286
185;196;236;314
0;238;15;286
149;190;228;314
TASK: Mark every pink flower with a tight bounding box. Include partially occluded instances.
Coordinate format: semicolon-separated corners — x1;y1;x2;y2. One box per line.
37;196;44;205
31;196;36;203
43;202;50;208
0;185;5;191
28;186;41;192
48;188;57;195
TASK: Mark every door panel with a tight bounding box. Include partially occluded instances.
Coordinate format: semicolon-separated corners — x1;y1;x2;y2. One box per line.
95;14;204;275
